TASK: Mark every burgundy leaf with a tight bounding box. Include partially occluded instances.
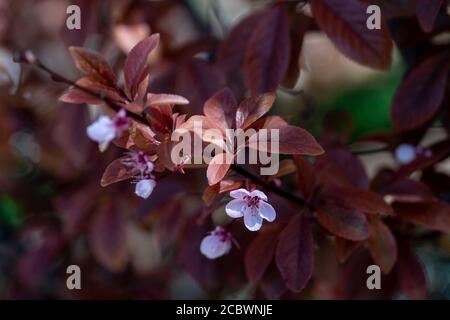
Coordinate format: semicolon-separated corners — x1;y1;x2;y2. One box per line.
275;215;314;292
89;203;128;272
282;14;311;88
368;217;397;274
203;88;237;131
124;34;159;99
59;88;104;105
391;51;449;132
260;267;288;300
396;245;427;299
236;93;276;129
100;157;138;187
324;186;393;214
156;137;177;171
253;125;324;156
310;0;393;69
176;58;225;112
245;228;279;284
216;11;264;73
293;155;317;198
416;0;444;32
317;204;370;241
179;215;220;289
146;93;189;107
69;47;117;86
384;178;434;203
323;148;369;189
206;153;231;186
394;201;450;232
244;6;291;94
55;184;97;238
335;237;362;263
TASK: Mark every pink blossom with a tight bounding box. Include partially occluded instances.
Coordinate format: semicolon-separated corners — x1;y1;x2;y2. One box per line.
135;179;156;199
86;109;131;150
225;188;276;231
121;151;156;199
200;227;232;259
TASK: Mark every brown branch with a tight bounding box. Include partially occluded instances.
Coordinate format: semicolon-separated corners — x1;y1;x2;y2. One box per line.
14;51;348;211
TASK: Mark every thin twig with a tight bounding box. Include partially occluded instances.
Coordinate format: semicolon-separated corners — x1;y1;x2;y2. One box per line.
231;164;311;209
351;146;390;155
16;53;312;209
17;55;148;125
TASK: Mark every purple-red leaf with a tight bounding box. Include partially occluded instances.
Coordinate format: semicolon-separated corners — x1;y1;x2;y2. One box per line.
322;148;369;189
245;228;279;284
179;216;221;289
244;6;291;94
203;88;237;131
368;217;397;274
176;58;225;112
101;157;137;187
396;245;427;299
394;201;450;232
391;51;449;132
324;186;393;214
317;204;370;241
69;47;117;86
275;215;314;292
309;0;393;69
384;178;434;203
206;153;231;186
146;93;189;107
236;93;276;129
254;125;324;156
416;0;444;32
59;88;104;105
89;203;128;272
216;11;264;73
124;34;159;99
335;237;362;263
293;155;317;198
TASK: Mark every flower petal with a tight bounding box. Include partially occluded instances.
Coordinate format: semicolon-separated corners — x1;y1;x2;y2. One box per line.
87;116;116;143
259;201;276;222
243;206;263;231
230;188;250;199
135;179;156;199
225;199;245;218
200;234;231;259
395;144;416;164
250;189;268;201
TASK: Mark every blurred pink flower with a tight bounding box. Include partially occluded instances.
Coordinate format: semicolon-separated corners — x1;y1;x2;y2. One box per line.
200;227;232;259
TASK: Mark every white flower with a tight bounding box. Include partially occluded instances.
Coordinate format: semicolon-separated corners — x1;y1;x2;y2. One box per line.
87;116;116;143
225;188;276;231
200;226;232;259
135;179;156;199
86;109;131;150
395;144;416;164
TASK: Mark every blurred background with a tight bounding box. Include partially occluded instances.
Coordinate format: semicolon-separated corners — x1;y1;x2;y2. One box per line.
0;0;449;299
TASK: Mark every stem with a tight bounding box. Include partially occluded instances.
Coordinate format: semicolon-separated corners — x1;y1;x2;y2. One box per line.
231;164;311;209
17;54;313;211
31;57;148;125
351;146;390;155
